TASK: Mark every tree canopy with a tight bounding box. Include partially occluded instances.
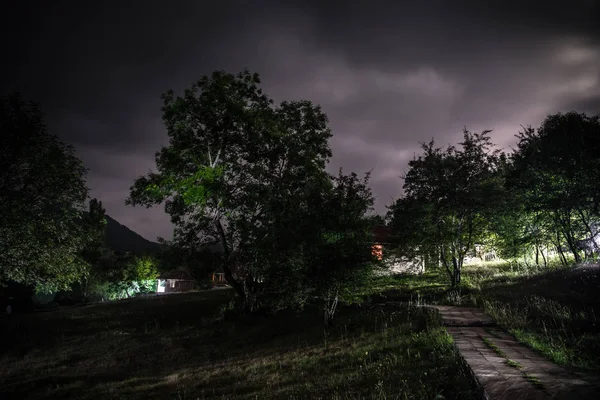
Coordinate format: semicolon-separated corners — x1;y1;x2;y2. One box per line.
510;112;600;263
389;112;600;284
389;130;506;285
128;70;376;313
0;94;92;293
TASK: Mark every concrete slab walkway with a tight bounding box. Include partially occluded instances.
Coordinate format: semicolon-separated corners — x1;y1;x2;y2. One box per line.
432;305;600;400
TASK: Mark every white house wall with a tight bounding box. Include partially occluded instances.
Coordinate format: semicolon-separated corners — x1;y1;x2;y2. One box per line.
379;255;425;275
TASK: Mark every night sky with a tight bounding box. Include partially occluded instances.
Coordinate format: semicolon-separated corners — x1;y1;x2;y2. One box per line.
3;1;599;242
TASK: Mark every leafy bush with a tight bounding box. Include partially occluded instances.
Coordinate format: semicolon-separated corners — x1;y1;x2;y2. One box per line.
84;253;159;301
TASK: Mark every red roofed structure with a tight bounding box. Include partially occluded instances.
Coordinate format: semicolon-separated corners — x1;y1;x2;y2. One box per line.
372;225;392;244
371;225;392;261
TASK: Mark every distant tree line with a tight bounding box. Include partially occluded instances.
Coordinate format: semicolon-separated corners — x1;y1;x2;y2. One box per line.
387;112;600;286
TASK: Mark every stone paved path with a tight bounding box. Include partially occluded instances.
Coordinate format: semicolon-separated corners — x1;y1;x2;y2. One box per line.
432;305;600;400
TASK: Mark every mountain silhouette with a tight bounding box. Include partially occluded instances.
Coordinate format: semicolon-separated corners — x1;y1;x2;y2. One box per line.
105;215;162;254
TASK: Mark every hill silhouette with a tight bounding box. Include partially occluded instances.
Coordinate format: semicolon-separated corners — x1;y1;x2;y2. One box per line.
105;215;162;254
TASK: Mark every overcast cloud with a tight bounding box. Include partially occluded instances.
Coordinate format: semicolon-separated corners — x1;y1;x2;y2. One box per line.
3;0;599;241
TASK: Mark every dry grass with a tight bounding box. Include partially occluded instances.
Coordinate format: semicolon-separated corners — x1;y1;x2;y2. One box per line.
0;289;480;399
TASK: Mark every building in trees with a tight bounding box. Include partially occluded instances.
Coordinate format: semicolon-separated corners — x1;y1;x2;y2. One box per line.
371;225;391;261
371;225;424;274
211;268;227;286
156;270;197;294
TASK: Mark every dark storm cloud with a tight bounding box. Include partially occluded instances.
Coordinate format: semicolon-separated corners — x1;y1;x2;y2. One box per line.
4;1;258;149
565;95;600;115
3;0;599;240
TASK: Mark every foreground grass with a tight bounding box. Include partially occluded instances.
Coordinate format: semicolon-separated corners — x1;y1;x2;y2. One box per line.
371;261;600;372
0;290;480;399
480;264;600;371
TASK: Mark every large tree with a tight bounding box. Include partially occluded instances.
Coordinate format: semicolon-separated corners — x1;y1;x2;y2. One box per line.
0;94;91;292
127;70;374;311
510;112;600;263
390;130;504;285
310;170;377;324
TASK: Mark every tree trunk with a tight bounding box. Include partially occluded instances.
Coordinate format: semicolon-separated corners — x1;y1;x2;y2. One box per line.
243;276;260;313
540;246;547;268
554;230;568;266
556;211;581;264
557;246;568;266
451;256;461;286
563;231;582;264
214;218;247;305
577;208;599;254
440;248;453;284
323;294;339;327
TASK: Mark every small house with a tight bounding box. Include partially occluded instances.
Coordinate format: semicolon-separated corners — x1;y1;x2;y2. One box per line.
371;225;392;260
157;270;197;294
371;225;424;274
211;268;227;285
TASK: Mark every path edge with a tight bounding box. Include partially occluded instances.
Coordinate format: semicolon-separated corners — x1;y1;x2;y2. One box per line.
455;342;490;400
427;306;490;400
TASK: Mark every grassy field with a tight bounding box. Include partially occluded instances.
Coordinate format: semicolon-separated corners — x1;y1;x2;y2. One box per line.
479;264;600;371
0;289;481;400
5;261;594;399
371;261;600;372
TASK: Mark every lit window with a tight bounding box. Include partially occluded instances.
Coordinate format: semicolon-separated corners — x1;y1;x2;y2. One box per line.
372;244;383;260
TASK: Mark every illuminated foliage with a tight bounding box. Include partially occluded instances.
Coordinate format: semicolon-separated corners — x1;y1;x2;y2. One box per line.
388;130;505;285
86;253;160;300
389;112;600;276
510;112;600;263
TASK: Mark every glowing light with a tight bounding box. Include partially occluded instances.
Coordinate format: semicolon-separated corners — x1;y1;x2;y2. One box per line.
372;244;383;260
